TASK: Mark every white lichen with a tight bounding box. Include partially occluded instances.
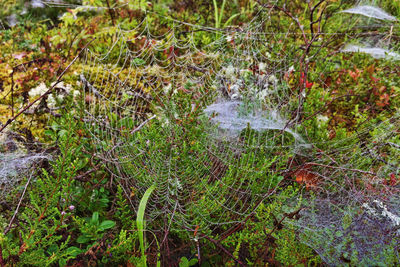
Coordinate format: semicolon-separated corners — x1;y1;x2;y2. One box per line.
47;94;57;108
268;75;277;85
225;65;236;80
73;90;80;98
29;83;48;98
362;200;400;234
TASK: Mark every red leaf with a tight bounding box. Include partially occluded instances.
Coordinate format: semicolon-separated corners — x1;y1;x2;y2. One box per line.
300;72;313;89
370;76;380;83
390;173;397;186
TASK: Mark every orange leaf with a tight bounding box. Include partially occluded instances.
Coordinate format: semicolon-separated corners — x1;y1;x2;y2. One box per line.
295;165;318;189
348;69;361;81
376;93;390;107
194;225;199;237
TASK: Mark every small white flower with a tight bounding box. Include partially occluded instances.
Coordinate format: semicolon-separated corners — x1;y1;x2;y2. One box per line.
288;65;295;73
73;90;80;98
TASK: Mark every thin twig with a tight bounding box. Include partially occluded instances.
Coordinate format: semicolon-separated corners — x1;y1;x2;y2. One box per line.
200;233;246;266
6;58;52;116
105;0;116;26
72;165;100;182
130;115;156;134
4;172;34;235
306;162;376;176
268;208;303;236
0;38;96;134
183;226;246;266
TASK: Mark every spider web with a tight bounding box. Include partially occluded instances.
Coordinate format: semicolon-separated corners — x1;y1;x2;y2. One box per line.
79;2;400;264
81;7;306;233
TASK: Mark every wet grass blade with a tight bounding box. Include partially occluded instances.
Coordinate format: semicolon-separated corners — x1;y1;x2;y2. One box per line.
137;184;156;267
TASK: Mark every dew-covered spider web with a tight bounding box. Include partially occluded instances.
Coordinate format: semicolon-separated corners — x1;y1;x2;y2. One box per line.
81;7;301;232
80;3;400;265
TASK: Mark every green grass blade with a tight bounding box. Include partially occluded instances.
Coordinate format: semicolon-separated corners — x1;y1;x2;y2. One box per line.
213;0;219;28
220;0;227;27
223;13;240;28
137;184;156;267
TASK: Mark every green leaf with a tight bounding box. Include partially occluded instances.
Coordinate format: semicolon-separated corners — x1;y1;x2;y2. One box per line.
274;175;284;185
76;235;90;244
189;258;198;266
98;220;116;231
59;258;67;267
76;158;88;170
133;58;146;66
47;244;58;255
44;129;55;137
58;129;68;138
179;257;189;267
335;231;343;238
91;212;99;225
66;246;83;257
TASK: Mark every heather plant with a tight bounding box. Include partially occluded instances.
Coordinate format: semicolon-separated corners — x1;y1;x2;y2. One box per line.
0;115;86;266
1;1;400;266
